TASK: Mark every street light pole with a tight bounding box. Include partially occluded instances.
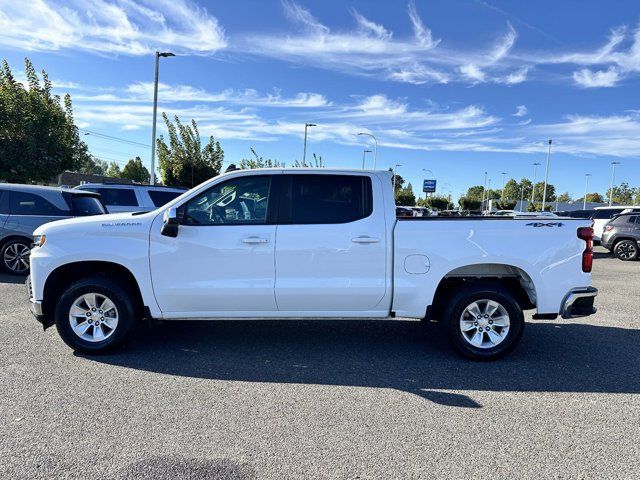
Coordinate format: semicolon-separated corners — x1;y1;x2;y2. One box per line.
393;164;402;192
150;51;175;185
501;171;507;201
481;171;487;212
609;161;621;206
361;149;371;169
357;132;378;169
583;173;592;210
302;123;317;165
530;162;541;208
541;139;552;211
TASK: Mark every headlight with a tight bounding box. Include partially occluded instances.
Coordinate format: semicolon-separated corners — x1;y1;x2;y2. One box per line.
33;234;46;248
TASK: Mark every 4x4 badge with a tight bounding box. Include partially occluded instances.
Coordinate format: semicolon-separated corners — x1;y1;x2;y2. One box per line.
526;222;565;227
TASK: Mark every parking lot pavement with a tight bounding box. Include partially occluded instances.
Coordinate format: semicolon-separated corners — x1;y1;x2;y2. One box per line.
1;247;639;479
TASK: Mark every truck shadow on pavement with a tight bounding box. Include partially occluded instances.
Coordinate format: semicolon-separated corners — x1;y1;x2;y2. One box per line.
86;319;640;409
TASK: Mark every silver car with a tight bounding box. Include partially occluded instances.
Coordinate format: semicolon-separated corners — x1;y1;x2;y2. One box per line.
0;184;106;275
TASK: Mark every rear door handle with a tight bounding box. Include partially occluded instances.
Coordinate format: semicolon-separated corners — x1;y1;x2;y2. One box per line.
242;236;269;244
351;236;380;244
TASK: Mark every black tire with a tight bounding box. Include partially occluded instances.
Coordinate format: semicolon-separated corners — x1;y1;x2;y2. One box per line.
54;276;137;353
444;283;525;360
1;238;31;275
613;240;638;261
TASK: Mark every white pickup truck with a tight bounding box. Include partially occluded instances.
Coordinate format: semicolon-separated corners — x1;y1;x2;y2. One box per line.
28;169;597;359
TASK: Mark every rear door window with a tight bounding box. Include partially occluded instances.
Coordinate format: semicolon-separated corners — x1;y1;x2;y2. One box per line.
148;190;184;207
94;188;138;207
10;191;68;216
594;209;623;219
286;175;372;224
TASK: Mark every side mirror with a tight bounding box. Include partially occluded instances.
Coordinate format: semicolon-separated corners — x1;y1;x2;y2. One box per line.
161;207;181;237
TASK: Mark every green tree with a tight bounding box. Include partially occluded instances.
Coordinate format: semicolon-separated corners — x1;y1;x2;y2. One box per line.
426;196;452;211
608;182;636;205
531;182;555;202
121;156;150;183
75;156;109;175
495;200;517;210
157;113;224;188
106;162;122;178
240;148;284;169
585;192;604;203
458;197;482;210
395;182;416;206
519;178;533;202
557;191;572;203
0;58;91;182
502;179;520;200
465;185;485;201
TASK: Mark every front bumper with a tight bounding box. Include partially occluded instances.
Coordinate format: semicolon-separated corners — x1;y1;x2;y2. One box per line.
26;276;48;328
561;287;598;319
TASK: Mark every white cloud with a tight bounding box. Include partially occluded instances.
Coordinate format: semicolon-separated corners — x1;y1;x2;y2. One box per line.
0;0;226;55
407;1;440;49
240;1;518;86
501;67;529;84
513;105;527;117
351;9;392;40
573;67;620;88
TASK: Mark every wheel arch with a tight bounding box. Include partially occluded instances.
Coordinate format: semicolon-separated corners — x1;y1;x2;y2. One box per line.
428;263;537;321
0;234;33;250
43;261;147;325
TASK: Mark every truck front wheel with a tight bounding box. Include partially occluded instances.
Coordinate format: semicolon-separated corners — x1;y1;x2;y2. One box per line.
54;276;136;353
444;284;524;360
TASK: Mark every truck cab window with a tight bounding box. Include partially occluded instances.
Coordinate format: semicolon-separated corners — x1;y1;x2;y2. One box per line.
289;175;372;224
184;176;271;225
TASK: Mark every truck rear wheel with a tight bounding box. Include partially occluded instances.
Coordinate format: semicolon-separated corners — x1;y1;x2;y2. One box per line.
444;284;524;360
54;276;136;353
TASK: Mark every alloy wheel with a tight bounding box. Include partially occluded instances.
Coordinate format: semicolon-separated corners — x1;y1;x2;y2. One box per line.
3;243;30;273
459;299;511;349
615;242;637;260
68;293;119;342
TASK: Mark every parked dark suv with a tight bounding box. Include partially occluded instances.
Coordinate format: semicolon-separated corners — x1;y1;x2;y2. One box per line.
0;184;105;275
601;213;640;261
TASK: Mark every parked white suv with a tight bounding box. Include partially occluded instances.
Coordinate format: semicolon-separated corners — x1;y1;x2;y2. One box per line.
29;169;597;360
74;183;186;213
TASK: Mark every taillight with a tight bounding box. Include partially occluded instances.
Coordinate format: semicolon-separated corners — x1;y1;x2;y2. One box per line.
577;227;594;273
604;225;613;232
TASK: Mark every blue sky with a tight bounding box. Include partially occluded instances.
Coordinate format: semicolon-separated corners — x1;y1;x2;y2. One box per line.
1;0;639;200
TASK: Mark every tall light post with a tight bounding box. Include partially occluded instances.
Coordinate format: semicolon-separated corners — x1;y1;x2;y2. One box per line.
150;51;175;185
361;149;372;169
530;162;541;207
501;171;508;200
583;173;592;210
481;171;488;212
357;132;378;169
541;139;552;211
486;178;491;213
393;164;402;192
302;123;317;165
609;161;621;206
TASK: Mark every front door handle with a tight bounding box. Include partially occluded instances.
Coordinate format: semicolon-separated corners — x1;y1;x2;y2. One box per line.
242;236;269;244
351;236;380;244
